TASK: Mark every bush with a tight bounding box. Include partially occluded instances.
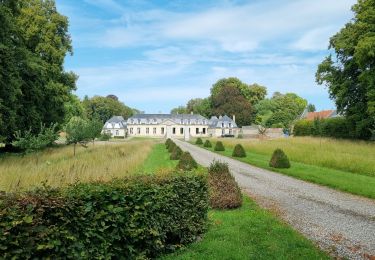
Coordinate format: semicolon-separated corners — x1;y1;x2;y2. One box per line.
176;152;198;171
168;141;176;153
98;133;111;141
269;148;291;168
293;118;352;139
214;141;225;151
0;173;209;259
232;144;246;157
170;146;183;160
195;138;203;145
165;138;172;149
203;140;212;148
207;161;242;209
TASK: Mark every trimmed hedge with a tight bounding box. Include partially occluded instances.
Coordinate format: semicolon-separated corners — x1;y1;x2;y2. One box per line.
293;118;352;139
232;144;246;158
195;138;203;145
269;148;291;168
165;138;172;149
0;174;209;259
170;146;183;160
214;141;225;151
207;161;242;209
176;152;198;171
168;141;176;153
203;140;212;148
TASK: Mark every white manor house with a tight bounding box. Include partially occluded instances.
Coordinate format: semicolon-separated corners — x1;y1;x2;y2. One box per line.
103;113;238;139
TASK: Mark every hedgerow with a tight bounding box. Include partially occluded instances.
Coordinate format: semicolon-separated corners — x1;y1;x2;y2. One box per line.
0;173;209;259
165;138;172;149
168;141;176;153
207;161;242;209
170;145;183;160
176;152;198;171
293;118;352;139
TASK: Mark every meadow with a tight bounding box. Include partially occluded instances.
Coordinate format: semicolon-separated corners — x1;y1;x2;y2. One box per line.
0;140;154;192
194;137;375;199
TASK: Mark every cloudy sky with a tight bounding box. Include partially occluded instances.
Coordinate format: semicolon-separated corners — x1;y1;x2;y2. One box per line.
56;0;356;113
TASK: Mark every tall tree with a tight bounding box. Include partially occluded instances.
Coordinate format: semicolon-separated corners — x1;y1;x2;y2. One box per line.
82;95;134;123
170;106;187;114
211;85;253;127
316;0;375;139
307;104;316;112
248;83;267;105
186;98;211;117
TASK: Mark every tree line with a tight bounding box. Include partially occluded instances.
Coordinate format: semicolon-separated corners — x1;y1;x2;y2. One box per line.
171;77;310;129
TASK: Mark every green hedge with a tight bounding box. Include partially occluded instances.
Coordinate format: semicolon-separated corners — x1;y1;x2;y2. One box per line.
0;173;209;259
293;118;352;139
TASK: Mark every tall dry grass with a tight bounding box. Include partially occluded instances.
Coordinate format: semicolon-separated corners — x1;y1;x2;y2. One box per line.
0;141;154;192
215;137;375;177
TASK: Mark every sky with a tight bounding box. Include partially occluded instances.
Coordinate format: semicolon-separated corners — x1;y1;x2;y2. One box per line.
56;0;357;113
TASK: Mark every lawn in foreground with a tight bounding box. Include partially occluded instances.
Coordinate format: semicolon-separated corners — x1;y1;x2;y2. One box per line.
0;140;154;192
194;140;375;199
162;196;328;260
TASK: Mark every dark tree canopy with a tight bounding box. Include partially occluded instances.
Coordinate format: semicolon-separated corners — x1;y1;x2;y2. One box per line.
316;0;375;139
211;85;253;127
0;0;76;144
307;104;316;112
170;106;187;114
186;98;211;118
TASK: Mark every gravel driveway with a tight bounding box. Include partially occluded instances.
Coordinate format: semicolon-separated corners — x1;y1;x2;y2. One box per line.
174;139;375;260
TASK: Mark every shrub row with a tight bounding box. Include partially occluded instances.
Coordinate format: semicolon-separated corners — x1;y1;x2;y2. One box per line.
293;118;352;139
0;173;209;259
166;139;198;171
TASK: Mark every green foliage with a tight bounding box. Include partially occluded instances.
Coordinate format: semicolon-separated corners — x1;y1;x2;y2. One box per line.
294;118;352;139
269;149;291;168
170;106;187;114
82;95;134;123
307;104;316;112
186;98;212;118
248;83;267;105
170;146;183;160
0;173;209;259
203;140;212;148
63;94;85;125
196;138;203;145
165;138;172;149
316;0;375;140
232;144;246;158
86;118;103;142
0;0;76;144
98;133;111;141
207;161;242;209
168;141;176;153
12;123;59;153
176;152;198;171
214;141;225;151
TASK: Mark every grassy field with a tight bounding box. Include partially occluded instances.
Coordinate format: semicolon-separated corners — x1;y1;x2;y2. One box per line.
0;141;155;192
162;196;328;260
141;143;179;172
215;137;375;177
193;137;375;199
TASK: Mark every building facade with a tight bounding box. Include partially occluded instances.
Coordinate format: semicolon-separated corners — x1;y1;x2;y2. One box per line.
102;114;238;139
102;116;127;137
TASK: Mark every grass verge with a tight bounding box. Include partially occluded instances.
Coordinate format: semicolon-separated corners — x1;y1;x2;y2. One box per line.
162;196;328;260
195;141;375;199
141;143;179;172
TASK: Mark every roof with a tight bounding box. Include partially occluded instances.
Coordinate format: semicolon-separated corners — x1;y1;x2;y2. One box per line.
305;110;335;121
127;114;208;125
103;116;127;129
208;115;238;128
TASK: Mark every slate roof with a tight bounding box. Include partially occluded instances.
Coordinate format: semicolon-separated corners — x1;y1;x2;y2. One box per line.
127;114;209;125
209;115;238;128
103;116;127;129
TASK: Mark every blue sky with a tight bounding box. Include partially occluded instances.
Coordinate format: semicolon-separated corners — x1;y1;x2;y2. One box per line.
56;0;356;113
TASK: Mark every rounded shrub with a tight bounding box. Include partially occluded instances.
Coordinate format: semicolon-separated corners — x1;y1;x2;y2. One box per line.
269;148;291;168
165;138;172;149
232;144;246;158
208;161;242;209
203;140;212;148
176;152;198;171
195;138;203;145
168;141;176;153
170;146;183;160
214;141;225;151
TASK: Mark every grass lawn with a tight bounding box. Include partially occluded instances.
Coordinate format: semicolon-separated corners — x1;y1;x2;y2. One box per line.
0;141;155;192
162;196;328;260
193;139;375;199
141;143;178;172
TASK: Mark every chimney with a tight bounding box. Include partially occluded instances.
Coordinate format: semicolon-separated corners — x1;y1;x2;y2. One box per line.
232;115;236;123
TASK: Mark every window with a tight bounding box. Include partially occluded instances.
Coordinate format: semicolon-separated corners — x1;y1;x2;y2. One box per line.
116;130;119;136
180;128;183;134
173;127;176;134
222;123;224;128
196;128;199;134
222;129;225;135
229;123;232;128
229;129;232;134
189;128;191;133
137;128;140;134
161;127;165;134
203;128;206;134
146;127;149;134
130;128;133;134
153;127;156;134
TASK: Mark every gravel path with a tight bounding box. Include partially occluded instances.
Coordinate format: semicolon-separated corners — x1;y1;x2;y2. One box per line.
175;139;375;260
